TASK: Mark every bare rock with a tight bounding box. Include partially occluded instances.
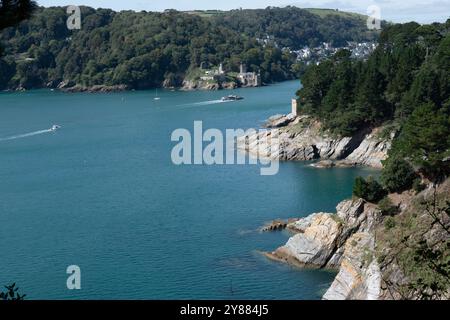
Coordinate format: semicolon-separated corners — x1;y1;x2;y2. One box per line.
270;213;342;267
323;232;381;300
337;130;392;168
237;116;394;168
310;160;335;168
264;114;296;128
261;220;288;232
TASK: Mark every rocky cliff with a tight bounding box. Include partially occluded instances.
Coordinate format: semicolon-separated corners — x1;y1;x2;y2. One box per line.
237;114;393;168
265;198;383;299
265;178;450;300
181;79;241;91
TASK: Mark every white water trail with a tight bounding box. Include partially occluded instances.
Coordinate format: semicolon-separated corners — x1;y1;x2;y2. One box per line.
177;99;232;108
0;129;53;142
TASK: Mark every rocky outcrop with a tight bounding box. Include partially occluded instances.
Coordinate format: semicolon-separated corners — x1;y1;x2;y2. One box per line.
237;114;393;168
266;198;383;299
57;80;75;89
334;130;394;168
181;79;238;91
263;114;298;128
266;178;450;300
181;79;220;91
269;213;343;267
323;232;381;300
61;84;129;93
261;221;287;232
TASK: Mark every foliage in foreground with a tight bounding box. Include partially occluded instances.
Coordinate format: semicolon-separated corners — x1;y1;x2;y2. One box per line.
0;283;26;300
377;188;450;300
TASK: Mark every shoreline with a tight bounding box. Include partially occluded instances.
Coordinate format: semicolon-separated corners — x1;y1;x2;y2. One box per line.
1;80;289;94
237;114;393;169
249;112;392;299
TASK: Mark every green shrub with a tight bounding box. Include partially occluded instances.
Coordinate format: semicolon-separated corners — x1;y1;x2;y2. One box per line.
384;216;396;229
0;283;26;300
353;176;386;203
378;197;400;216
412;178;426;193
353;176;368;198
381;156;416;192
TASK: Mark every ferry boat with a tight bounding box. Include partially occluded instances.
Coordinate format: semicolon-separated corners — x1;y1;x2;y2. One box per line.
221;95;243;102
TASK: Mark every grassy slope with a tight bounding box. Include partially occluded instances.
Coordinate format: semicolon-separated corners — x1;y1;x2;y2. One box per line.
304;8;367;20
184;7;368;20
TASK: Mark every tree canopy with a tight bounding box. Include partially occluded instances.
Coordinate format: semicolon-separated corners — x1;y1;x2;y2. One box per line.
297;20;450;180
0;6;377;90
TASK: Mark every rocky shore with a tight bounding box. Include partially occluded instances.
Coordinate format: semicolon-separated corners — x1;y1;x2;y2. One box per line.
265;198;383;299
247;112;449;300
8;80;258;93
180;79;238;91
237;114;394;168
60;84;129;93
263;178;450;300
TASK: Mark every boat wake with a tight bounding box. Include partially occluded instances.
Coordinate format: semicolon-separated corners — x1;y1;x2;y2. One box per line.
178;99;231;107
0;128;54;142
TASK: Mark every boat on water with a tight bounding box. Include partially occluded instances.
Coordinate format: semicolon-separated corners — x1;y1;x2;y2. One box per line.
154;88;161;100
221;95;243;102
50;125;61;131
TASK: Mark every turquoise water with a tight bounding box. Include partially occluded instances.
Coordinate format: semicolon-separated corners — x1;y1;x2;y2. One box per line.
0;81;376;299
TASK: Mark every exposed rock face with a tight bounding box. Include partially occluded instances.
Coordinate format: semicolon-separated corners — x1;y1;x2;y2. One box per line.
263;114;297;128
265;178;450;300
237;114;393;168
336;130;393;168
181;79;239;91
61;84;129;93
261;220;289;232
266;198;383;299
181;79;220;91
57;80;75;89
323;232;381;300
271;213;342;267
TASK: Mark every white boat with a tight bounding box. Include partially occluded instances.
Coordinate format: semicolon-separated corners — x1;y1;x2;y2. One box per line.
154;88;160;100
50;125;61;131
221;95;244;102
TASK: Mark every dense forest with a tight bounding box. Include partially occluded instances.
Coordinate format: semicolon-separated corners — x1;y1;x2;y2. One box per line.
212;7;377;48
0;6;377;90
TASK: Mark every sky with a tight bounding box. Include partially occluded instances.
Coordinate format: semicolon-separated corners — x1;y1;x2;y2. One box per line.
38;0;450;23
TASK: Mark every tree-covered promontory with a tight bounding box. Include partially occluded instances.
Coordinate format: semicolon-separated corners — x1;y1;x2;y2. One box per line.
297;20;450;179
0;6;377;90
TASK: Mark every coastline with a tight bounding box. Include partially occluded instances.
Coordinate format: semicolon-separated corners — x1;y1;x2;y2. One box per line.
250;112;448;300
2;79;273;93
248;112;389;299
237;113;393;169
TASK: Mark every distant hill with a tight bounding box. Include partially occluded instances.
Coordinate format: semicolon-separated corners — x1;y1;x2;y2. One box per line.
0;6;379;90
186;7;369;21
304;8;367;20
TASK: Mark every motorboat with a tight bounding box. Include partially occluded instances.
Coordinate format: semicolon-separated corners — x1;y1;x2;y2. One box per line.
154;88;161;100
50;125;61;131
221;95;243;102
